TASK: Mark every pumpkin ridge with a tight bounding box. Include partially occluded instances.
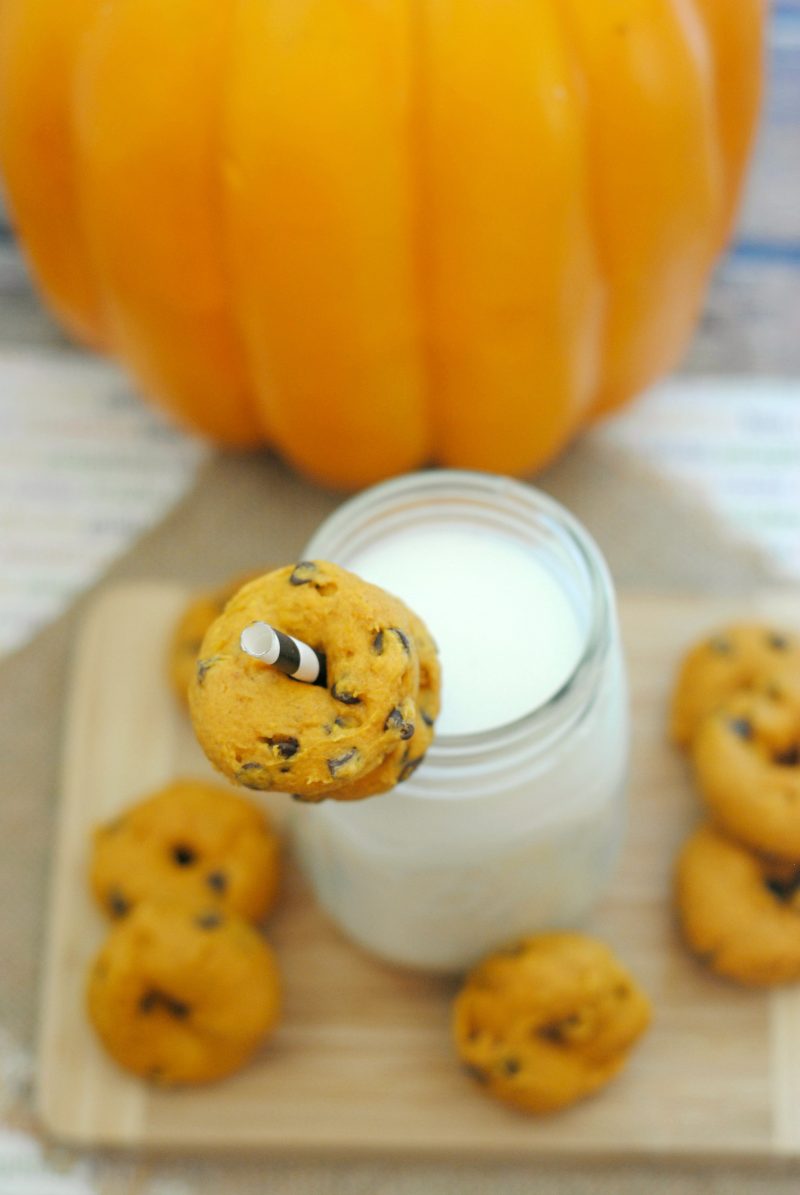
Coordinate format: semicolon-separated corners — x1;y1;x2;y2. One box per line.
222;0;431;489
688;0;765;248
72;0;263;445
558;0;725;417
420;0;603;473
0;0;107;347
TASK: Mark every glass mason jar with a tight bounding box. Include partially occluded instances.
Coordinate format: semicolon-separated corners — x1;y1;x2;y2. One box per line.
292;470;628;973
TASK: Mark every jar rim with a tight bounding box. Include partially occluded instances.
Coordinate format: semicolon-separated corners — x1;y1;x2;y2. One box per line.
303;468;615;772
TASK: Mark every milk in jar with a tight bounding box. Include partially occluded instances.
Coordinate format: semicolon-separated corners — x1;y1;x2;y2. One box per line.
292;470;628;972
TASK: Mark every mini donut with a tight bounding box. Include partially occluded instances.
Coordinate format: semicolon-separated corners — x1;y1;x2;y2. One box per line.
676;824;800;986
692;687;800;859
87;901;281;1084
189;561;441;802
453;932;651;1114
670;622;800;749
168;571;264;706
90;779;281;923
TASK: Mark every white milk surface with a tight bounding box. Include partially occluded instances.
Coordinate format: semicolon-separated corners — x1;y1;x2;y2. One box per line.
348;525;584;736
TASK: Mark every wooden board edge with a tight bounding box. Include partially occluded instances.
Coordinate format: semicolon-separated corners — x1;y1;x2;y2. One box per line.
36;584;185;1143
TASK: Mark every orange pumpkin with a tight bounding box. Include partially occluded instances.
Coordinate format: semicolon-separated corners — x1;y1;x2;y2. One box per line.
0;0;764;489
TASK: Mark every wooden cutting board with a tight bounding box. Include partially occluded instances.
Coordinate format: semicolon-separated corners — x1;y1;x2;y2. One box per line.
37;584;800;1157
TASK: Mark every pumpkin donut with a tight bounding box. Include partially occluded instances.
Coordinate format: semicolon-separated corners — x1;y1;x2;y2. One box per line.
189;561;440;802
692;685;800;860
90;779;280;923
676;824;800;986
453;933;651;1114
670;622;800;749
168;571;264;706
87;901;281;1084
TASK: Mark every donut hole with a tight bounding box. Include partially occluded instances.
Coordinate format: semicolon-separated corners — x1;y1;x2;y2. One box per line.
171;843;198;868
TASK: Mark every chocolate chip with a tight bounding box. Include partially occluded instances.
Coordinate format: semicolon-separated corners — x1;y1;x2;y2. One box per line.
463;1063;489;1085
389;627;411;654
237;776;264;791
728;717;754;741
196;655;221;685
290;561;317;586
768;632;790;651
108;889;130;919
166;997;190;1020
172;844;197;867
537;1023;564;1043
138;989;190;1019
709;637;733;655
775;745;800;767
259;734;300;760
765;872;800;902
139;991;190;1020
237;761;265;788
206;871;228;893
280;765;292;773
196;912;223;930
372;627;411;655
501;1057;521;1076
537;1015;580;1044
332;683;362;706
139;990;160;1014
420;709;435;728
398;756;424;783
328;748;359;778
385;707;415;741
